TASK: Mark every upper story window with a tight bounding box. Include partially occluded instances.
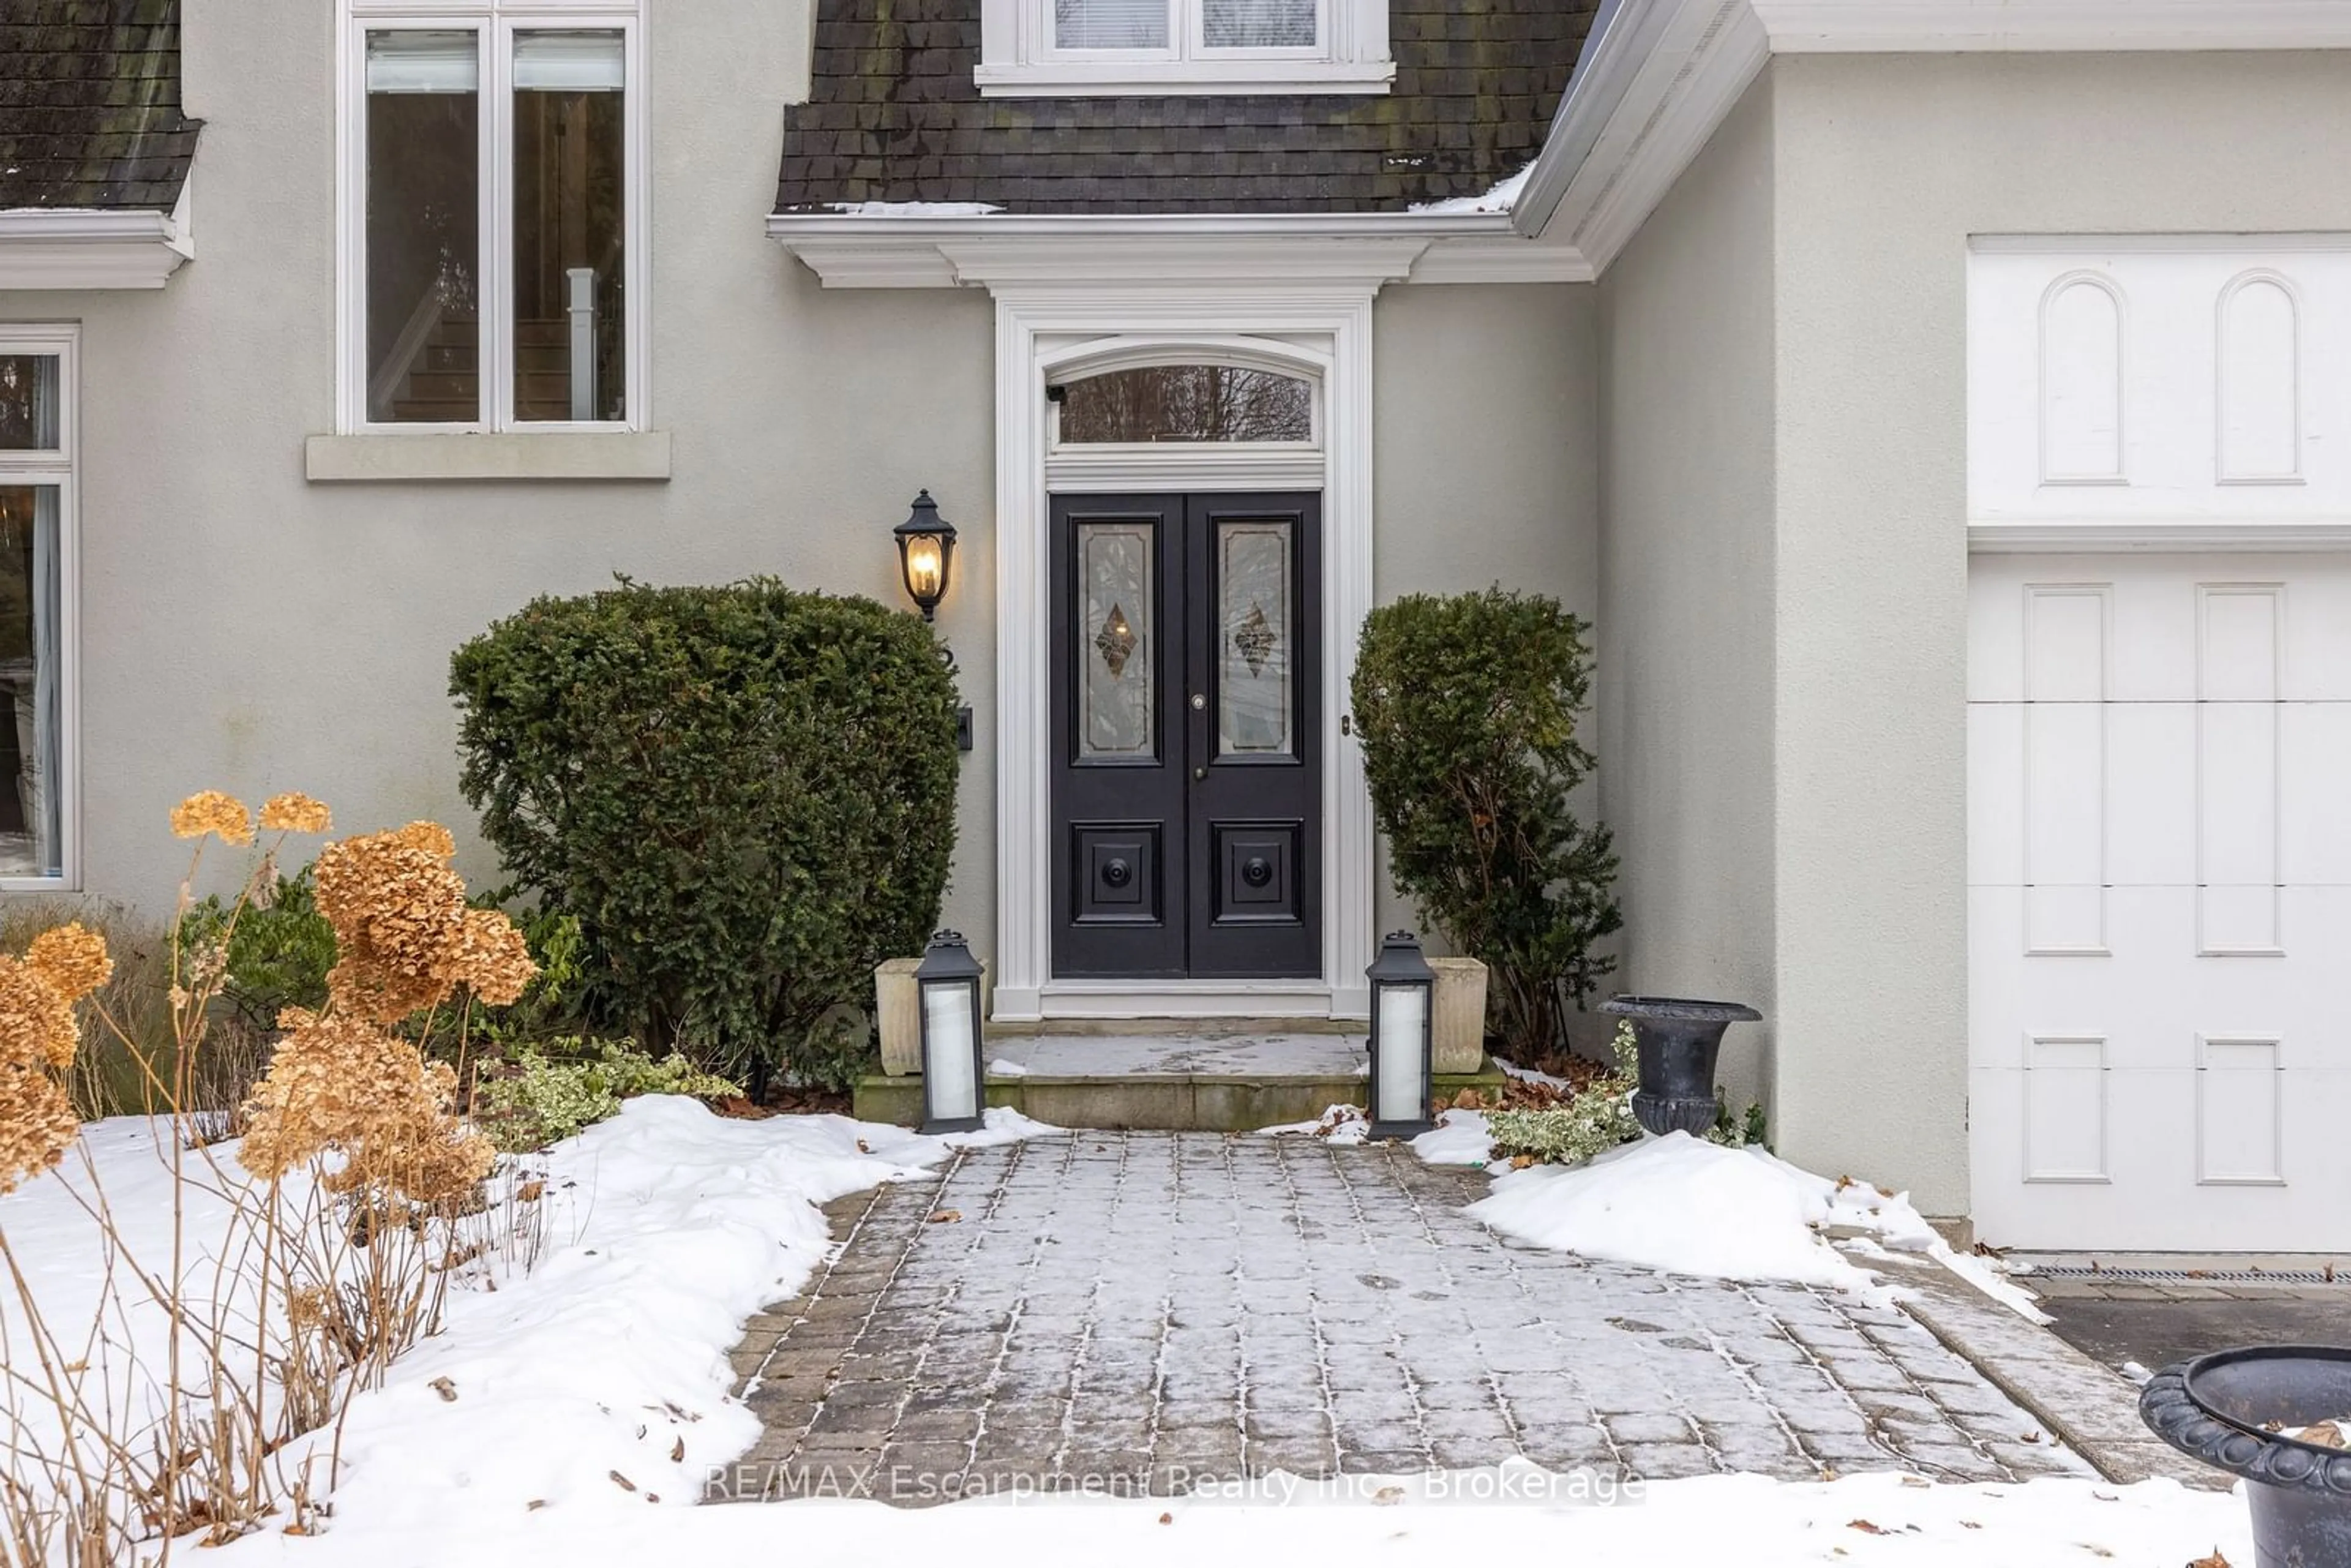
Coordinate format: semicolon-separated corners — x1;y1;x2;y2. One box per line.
341;1;643;432
978;0;1392;96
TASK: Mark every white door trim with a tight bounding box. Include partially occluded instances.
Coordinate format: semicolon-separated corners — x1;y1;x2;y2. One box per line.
984;273;1397;1023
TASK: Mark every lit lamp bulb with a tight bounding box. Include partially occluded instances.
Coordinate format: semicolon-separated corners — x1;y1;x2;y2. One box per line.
903;535;943;604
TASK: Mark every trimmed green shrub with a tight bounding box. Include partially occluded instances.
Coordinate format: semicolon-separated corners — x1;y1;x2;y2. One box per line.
450;579;960;1092
1351;587;1622;1059
473;1038;744;1153
179;865;337;1033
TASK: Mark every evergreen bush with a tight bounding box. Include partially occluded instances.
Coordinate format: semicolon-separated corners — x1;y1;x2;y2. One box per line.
450;579;960;1092
1350;586;1621;1058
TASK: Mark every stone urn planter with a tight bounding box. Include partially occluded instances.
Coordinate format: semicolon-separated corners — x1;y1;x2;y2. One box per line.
1599;995;1761;1138
2141;1346;2351;1568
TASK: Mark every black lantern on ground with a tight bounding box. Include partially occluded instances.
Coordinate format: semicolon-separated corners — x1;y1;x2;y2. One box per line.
1365;931;1436;1140
915;929;986;1134
893;489;958;621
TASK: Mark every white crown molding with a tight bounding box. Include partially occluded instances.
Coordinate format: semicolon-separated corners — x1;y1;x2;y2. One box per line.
1514;0;2351;272
0;203;193;290
768;210;1591;288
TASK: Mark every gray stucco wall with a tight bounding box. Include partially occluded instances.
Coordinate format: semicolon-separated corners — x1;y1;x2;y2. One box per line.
1594;80;1778;1114
1760;49;2351;1217
1372;283;1599;945
0;0;1599;1018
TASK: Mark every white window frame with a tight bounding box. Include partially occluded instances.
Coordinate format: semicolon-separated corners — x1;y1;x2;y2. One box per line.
336;0;649;435
977;0;1392;96
0;324;80;892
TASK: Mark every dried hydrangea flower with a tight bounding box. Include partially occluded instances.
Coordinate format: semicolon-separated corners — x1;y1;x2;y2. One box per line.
258;792;332;835
388;821;456;861
170;790;253;846
451;909;536;1007
239;1007;493;1204
24;922;112;1003
0;1062;78;1194
0;955;79;1071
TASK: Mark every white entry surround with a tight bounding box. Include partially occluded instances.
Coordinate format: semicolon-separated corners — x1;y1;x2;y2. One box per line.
1967;239;2351;1251
970;239;1427;1022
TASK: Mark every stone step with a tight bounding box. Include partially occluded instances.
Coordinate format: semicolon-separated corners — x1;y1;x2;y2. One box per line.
853;1058;1504;1133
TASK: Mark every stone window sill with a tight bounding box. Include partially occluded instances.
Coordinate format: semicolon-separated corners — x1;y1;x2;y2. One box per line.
305;432;671;483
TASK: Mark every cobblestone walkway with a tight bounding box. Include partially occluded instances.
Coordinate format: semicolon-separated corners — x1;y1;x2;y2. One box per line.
722;1131;2090;1502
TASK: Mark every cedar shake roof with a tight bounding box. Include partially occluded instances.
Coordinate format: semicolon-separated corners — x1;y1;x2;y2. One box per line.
775;0;1598;214
0;0;199;212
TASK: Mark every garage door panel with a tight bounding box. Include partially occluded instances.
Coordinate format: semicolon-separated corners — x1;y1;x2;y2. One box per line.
2281;702;2351;883
1971;557;2347;1251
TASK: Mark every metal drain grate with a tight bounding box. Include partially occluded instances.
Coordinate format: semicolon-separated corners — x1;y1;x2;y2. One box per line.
2023;1264;2343;1286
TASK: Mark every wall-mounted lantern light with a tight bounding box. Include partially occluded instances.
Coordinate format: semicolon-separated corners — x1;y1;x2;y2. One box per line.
1365;930;1436;1140
916;928;987;1134
893;489;958;622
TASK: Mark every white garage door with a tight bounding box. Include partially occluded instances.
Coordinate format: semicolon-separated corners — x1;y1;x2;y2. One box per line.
1967;553;2351;1251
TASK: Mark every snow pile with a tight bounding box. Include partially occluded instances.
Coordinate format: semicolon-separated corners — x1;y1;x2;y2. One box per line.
2;1100;1050;1547
1410;1108;1495;1166
824;200;1005;217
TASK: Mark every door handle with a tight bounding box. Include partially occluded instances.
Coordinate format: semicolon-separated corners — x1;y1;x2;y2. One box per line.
1190;694;1207;711
1193;767;1207;781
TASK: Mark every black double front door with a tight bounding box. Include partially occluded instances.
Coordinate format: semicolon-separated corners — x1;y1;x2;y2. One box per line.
1049;492;1322;980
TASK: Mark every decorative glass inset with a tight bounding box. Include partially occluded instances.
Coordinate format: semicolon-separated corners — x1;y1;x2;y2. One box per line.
1058;364;1313;445
1218;519;1291;757
1203;0;1316;48
0;486;62;878
1078;522;1154;759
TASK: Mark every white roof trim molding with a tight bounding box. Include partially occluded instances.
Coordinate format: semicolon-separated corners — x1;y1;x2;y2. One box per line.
0;185;193;290
767;211;1592;288
1513;0;2351;273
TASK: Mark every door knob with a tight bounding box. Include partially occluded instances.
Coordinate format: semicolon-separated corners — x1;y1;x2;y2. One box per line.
1193;766;1207;780
1190;693;1207;711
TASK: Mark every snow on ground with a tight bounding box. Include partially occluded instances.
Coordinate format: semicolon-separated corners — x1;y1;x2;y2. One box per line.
213;1465;2249;1568
1409;1108;1495;1165
1;1100;1051;1550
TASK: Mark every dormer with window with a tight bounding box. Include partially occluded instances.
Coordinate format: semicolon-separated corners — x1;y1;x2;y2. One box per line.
977;0;1393;96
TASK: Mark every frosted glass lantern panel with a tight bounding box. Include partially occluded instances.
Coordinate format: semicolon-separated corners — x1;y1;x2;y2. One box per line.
1058;365;1312;444
1218;520;1291;757
922;983;980;1121
1373;988;1429;1125
1077;522;1155;760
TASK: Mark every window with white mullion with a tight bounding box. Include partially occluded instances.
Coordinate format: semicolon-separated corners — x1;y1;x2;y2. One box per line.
1050;0;1319;56
347;5;636;432
0;331;78;888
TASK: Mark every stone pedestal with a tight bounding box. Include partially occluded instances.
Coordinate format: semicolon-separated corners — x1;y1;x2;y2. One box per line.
876;956;923;1076
1429;956;1488;1073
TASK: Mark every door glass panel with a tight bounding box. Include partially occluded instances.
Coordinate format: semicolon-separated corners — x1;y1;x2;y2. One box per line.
1077;521;1155;760
1218;519;1292;757
1058;365;1312;444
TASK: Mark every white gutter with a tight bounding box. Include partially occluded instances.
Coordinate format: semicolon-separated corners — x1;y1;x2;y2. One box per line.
0;203;193;290
1508;0;1652;242
765;207;1592;287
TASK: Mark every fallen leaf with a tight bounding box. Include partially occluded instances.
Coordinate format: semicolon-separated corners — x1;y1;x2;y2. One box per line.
283;1523;312;1536
647;1493;661;1504
1900;1476;1930;1488
2023;1431;2043;1444
1849;1520;1890;1536
928;1209;962;1224
1452;1088;1482;1110
428;1377;457;1403
610;1471;637;1493
1960;1522;1982;1531
517;1180;544;1203
1373;1486;1406;1505
2300;1421;2348;1450
2076;1546;2112;1559
1158;1513;1174;1525
1510;1154;1537;1170
857;1139;872;1153
671;1438;686;1463
527;1501;547;1512
2187;1553;2231;1568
